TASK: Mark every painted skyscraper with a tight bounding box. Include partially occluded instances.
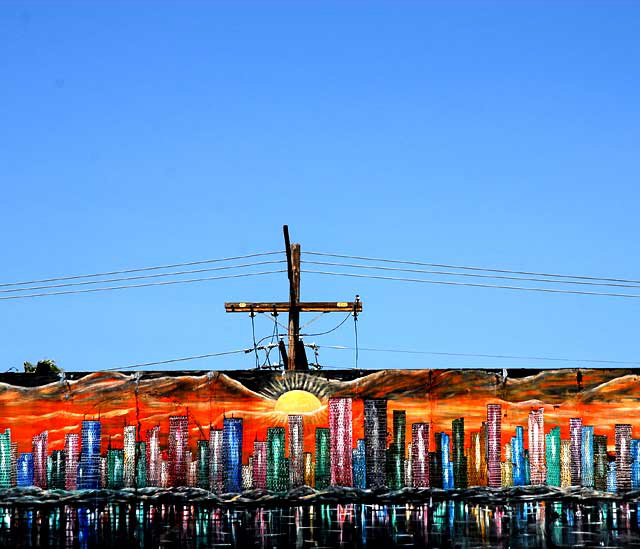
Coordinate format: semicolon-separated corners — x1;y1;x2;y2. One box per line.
223;417;243;493
123;425;136;488
582;426;594;488
0;429;11;489
197;440;209;489
32;431;48;489
209;428;224;493
411;423;430;488
168;416;188;487
452;418;467;488
363;399;387;488
78;420;101;489
315;427;330;489
146;425;161;487
487;404;502;488
17;453;33;487
288;415;304;488
328;397;353;486
545;426;561;487
267;427;287;492
511;426;525;486
616;424;632;492
392;410;407;488
64;434;79;490
252;440;267;489
569;418;582;486
353;439;366;489
528;409;545;484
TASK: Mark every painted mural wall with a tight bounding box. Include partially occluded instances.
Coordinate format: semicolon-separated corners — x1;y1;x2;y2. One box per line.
0;368;638;494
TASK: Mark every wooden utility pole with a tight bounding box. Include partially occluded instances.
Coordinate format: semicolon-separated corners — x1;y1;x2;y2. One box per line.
225;225;363;371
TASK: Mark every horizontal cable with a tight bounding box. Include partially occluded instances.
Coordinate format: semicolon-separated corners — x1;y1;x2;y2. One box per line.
302;269;640;299
0;270;286;301
104;349;251;371
306;251;640;285
317;345;640;366
0;260;286;294
302;260;640;289
0;251;284;288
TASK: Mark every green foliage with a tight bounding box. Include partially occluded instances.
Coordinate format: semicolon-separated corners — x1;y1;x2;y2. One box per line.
23;359;61;374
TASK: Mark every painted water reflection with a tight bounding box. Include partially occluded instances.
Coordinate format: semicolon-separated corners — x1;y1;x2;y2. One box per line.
1;500;640;547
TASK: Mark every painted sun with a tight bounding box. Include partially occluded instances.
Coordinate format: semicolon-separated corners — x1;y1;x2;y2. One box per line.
274;390;323;415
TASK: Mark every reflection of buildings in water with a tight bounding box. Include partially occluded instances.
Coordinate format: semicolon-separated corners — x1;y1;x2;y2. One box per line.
0;500;638;547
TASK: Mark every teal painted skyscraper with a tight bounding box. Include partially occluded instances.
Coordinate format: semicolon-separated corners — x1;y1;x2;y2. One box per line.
0;429;11;489
107;448;124;489
315;427;330;489
582;426;594;488
546;426;561;487
267;427;287;492
392;410;406;488
136;441;147;488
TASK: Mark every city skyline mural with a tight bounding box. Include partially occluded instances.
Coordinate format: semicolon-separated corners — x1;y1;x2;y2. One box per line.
1;368;640;495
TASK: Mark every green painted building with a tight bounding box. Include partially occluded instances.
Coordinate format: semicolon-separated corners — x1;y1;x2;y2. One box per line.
267;427;287;492
107;449;124;489
315;427;330;489
545;426;561;486
0;429;11;489
136;441;147;488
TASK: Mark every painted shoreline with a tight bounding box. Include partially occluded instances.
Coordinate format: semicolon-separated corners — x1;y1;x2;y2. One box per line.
0;485;638;508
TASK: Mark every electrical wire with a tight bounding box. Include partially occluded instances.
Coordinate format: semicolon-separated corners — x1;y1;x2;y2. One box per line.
0;270;287;301
301;270;640;299
305;251;640;285
301;260;640;289
0;260;286;294
0;251;284;288
103;348;250;371
317;345;640;366
300;312;352;337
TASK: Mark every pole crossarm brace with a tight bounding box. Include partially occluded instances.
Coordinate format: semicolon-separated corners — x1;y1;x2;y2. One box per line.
224;301;363;313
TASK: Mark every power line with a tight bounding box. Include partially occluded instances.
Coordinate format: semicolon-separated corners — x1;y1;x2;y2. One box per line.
317;345;640;366
306;251;640;285
302;260;640;289
302;269;640;299
0;251;284;288
300;313;352;337
0;270;286;301
0;260;286;294
104;348;250;371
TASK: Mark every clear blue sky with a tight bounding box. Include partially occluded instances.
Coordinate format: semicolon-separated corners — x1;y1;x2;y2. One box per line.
2;2;639;372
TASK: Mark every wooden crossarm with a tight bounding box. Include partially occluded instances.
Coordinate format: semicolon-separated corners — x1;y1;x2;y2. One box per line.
224;301;363;313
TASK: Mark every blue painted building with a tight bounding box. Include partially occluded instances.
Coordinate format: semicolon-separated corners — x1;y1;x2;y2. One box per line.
17;453;33;487
223;417;243;493
78;420;101;489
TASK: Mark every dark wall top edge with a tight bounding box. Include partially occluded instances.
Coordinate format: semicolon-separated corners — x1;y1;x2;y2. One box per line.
0;367;638;388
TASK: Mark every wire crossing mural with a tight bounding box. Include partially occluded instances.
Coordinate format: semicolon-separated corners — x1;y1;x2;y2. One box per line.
1;368;640;496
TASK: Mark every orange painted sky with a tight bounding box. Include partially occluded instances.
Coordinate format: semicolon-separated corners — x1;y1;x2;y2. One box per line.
0;369;638;462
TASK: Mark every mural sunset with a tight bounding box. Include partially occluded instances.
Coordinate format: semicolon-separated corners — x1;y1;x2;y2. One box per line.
1;368;639;494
